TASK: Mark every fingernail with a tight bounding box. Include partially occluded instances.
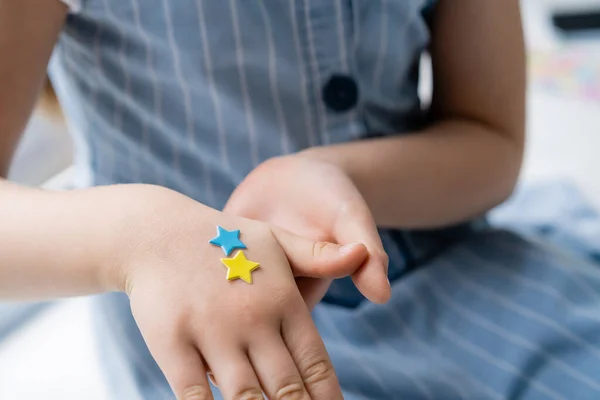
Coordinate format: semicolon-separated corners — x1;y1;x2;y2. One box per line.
340;243;361;254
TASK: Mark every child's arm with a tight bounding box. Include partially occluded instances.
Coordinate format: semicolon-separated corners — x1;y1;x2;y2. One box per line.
304;0;526;229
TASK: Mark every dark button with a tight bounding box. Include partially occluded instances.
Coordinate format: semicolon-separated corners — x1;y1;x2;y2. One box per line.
322;74;359;113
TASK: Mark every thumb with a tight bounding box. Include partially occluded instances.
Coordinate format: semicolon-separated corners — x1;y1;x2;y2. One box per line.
271;227;369;279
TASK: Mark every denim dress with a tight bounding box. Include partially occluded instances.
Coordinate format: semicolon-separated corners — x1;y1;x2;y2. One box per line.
40;0;600;398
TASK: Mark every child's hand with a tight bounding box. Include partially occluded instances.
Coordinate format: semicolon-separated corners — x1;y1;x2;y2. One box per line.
224;155;390;309
115;185;367;400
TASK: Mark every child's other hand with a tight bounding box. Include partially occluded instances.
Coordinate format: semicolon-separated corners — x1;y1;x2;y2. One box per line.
224;155;390;309
116;185;367;399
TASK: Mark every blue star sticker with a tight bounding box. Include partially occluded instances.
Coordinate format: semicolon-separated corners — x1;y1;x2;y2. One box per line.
209;226;247;256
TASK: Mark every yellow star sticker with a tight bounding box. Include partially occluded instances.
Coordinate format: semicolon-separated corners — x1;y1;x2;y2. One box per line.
220;250;260;284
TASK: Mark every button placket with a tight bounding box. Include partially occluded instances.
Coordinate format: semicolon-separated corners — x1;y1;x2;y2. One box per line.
303;2;363;146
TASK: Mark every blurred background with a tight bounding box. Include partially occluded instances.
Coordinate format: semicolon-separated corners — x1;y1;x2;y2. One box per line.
1;0;600;398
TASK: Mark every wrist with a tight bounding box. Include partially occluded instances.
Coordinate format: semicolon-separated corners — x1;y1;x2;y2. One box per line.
74;184;171;294
102;184;217;295
297;145;363;193
75;185;146;294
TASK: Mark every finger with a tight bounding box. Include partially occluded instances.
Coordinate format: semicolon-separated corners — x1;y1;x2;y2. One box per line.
282;302;343;400
204;347;263;400
248;334;310;400
333;198;391;304
272;226;369;279
150;341;213;400
296;277;332;311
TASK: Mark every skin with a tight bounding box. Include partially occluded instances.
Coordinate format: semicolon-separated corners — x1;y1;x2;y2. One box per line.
0;0;526;398
226;0;526;304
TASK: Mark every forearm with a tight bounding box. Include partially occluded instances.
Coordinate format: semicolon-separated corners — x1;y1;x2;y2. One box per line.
303;118;523;229
0;180;137;299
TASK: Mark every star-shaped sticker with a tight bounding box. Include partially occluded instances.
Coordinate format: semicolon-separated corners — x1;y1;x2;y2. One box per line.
220;250;260;284
209;226;247;256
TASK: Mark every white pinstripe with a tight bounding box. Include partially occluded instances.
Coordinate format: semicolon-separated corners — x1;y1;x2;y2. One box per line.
333;0;361;136
60;47;93;94
304;0;330;144
196;0;231;172
334;0;348;72
130;0;164;185
257;0;291;155
372;0;388;94
161;0;187;175
289;0;318;147
350;0;361;53
443;260;600;361
229;0;260;167
91;19;113;182
497;238;600;301
349;0;366;138
458;247;600;323
162;0;215;204
101;0;140;183
318;313;426;400
427;276;600;392
393;1;428;91
439;324;566;400
161;0;189;161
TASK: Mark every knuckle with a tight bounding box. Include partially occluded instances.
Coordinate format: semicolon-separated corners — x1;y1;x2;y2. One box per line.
233;387;263;400
338;198;363;217
181;385;212;400
255;222;276;241
237;283;296;322
379;251;390;268
240;308;264;327
270;282;298;306
172;308;194;332
225;196;256;218
235;296;270;326
302;358;335;385
274;381;307;400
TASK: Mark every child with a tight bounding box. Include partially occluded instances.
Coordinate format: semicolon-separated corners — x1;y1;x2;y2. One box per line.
1;0;600;399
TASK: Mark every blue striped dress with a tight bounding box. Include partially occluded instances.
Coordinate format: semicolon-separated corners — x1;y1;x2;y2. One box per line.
5;0;600;398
